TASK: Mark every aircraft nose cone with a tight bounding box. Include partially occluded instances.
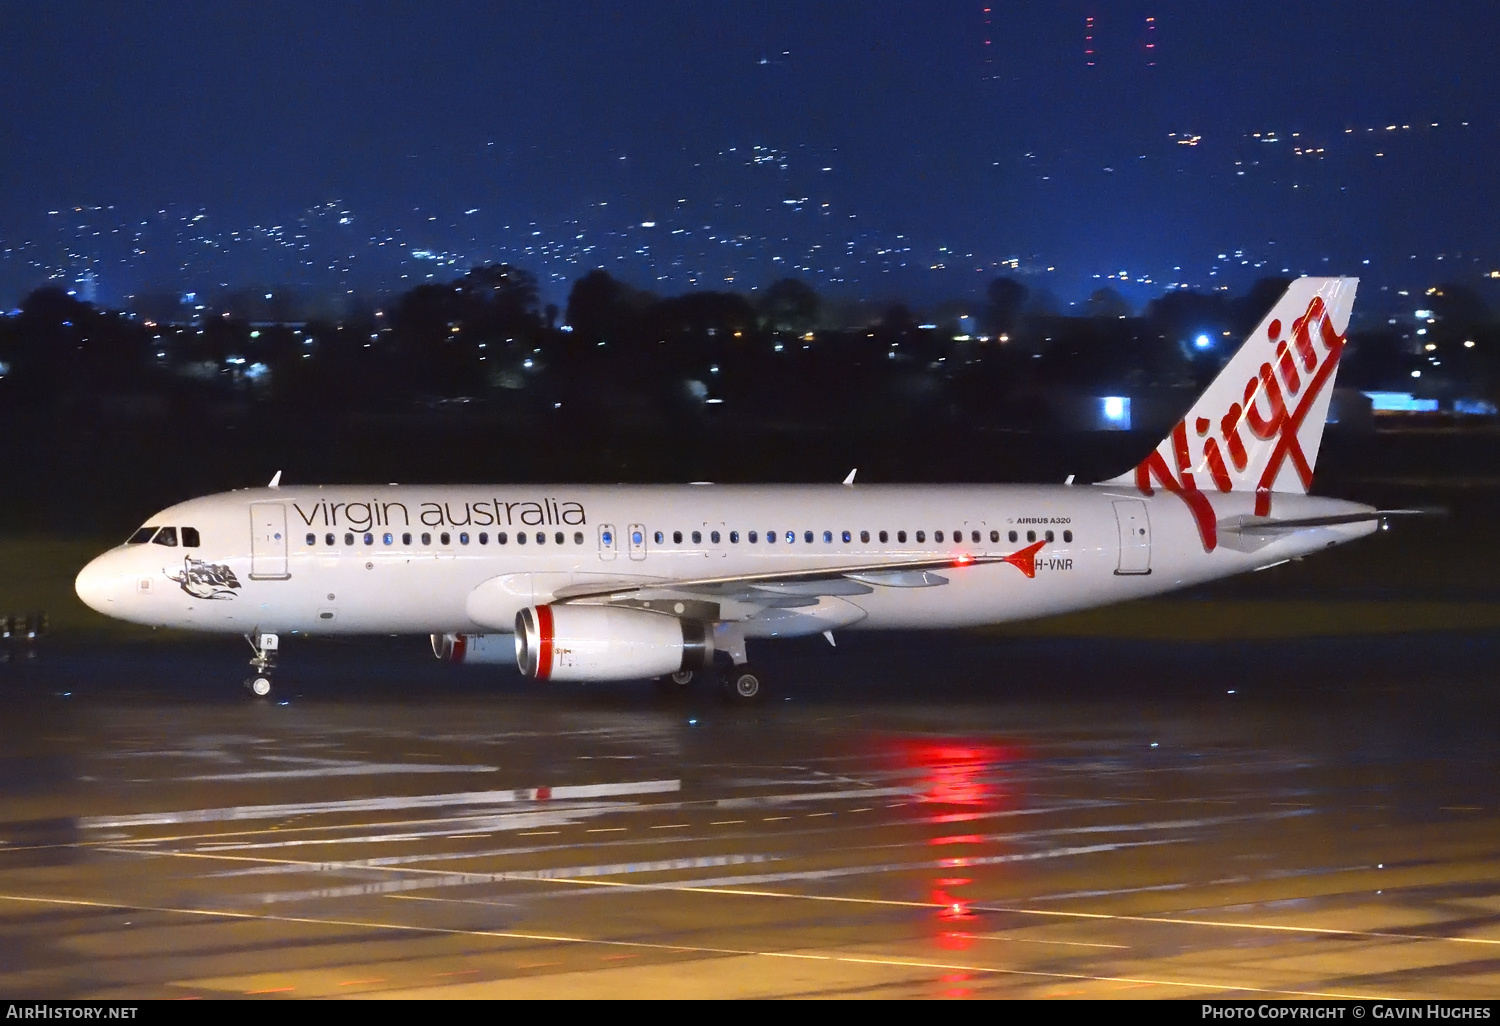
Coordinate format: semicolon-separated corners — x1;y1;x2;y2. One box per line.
74;554;119;615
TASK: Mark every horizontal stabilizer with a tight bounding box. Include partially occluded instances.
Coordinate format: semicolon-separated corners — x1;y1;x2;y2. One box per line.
1226;508;1439;535
1216;508;1439;552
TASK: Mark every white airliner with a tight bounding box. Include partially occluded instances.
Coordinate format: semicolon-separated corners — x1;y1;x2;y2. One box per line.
75;277;1401;700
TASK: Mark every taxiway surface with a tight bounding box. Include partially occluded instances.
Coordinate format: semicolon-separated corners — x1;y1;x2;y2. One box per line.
1;630;1498;999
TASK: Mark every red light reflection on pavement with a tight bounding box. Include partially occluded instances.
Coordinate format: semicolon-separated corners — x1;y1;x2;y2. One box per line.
894;740;1023;967
940;971;974;998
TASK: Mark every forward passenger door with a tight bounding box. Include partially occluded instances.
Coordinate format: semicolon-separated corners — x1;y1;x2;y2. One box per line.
249;502;291;580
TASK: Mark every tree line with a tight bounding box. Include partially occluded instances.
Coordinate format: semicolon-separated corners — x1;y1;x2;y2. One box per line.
2;266;1495;428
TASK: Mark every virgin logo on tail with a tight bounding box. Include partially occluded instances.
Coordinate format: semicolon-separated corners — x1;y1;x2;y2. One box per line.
1126;289;1350;552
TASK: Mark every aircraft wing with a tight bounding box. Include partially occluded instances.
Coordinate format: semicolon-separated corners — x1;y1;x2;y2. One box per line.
550;540;1047;605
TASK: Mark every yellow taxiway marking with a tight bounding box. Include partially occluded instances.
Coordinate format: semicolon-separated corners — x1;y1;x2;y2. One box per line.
518;830;560;837
498;876;1500;949
74;845;1500;954
584;827;627;834
709;820;745;826
0;892;1388;1000
650;824;690;830
969;933;1129;949
762;816;791;822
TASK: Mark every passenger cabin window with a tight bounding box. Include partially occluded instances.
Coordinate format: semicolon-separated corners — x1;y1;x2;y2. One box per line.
403;532;413;545
1026;530;1036;543
843;531;852;543
990;530;1000;543
803;531;813;543
554;532;564;545
824;531;833;543
1045;530;1054;543
1063;530;1073;543
654;531;664;544
897;531;907;543
574;532;584;544
383;533;393;545
480;532;489;544
498;532;509;544
127;527;156;545
748;531;758;543
878;531;888;543
152;527;178;547
182;527;201;548
860;531;870;543
325;533;335;546
306;533;316;546
440;532;451;545
345;532;355;546
460;532;469;545
673;531;683;544
729;531;739;543
691;530;701;544
919;531;928;543
711;531;720;543
1009;531;1018;543
421;532;432;546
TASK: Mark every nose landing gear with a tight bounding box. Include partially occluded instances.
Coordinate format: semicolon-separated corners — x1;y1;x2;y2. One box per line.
244;632;279;697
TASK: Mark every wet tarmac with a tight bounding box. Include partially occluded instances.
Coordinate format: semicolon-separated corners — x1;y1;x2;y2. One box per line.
1;629;1499;999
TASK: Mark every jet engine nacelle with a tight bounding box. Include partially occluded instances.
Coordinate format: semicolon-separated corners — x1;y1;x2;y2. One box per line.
514;605;713;682
431;632;514;665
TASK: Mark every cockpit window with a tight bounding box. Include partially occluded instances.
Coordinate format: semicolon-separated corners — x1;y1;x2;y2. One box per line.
127;527;156;545
181;527;201;548
151;526;179;547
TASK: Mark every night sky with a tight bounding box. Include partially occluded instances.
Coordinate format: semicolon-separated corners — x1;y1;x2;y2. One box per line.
3;2;1498;313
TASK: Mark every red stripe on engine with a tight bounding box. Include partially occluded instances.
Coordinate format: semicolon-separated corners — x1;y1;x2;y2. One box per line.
451;635;467;664
535;605;554;680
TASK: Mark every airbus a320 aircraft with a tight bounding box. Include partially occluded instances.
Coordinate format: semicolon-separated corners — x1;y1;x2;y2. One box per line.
76;277;1402;701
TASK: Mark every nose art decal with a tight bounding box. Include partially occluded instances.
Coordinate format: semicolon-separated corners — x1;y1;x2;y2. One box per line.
166;557;243;600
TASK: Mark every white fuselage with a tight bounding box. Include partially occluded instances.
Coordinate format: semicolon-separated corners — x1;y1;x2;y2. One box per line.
74;483;1377;640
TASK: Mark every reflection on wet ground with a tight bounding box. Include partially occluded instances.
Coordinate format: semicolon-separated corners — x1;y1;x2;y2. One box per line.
1;629;1498;998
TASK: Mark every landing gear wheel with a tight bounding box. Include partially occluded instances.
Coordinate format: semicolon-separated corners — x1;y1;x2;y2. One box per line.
654;668;696;697
245;631;279;699
724;665;765;703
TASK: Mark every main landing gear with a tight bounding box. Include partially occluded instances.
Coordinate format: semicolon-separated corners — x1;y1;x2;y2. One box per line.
654;664;766;703
245;632;279;697
713;623;764;704
724;664;764;703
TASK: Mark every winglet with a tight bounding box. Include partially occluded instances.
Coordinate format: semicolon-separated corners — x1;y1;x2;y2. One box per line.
1001;540;1046;579
842;468;857;486
268;470;282;488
